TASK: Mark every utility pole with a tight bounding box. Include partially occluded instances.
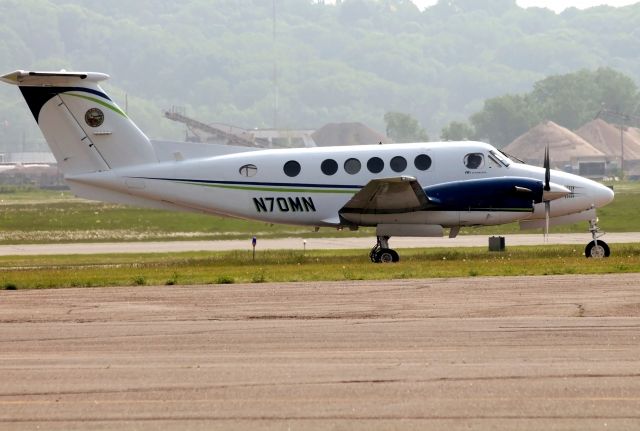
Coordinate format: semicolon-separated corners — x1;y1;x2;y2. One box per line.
595;108;640;179
620;122;624;178
272;0;278;130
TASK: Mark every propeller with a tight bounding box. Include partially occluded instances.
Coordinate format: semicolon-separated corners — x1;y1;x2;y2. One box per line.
543;145;551;242
531;146;571;237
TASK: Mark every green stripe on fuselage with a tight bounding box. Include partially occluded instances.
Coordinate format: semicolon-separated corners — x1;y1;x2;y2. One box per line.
174;180;358;194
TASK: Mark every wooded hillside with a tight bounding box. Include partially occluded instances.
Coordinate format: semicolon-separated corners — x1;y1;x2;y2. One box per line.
1;0;640;151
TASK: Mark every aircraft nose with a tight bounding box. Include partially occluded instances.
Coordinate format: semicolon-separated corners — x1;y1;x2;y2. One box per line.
593;182;615;208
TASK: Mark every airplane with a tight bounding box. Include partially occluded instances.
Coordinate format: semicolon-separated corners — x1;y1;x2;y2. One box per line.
1;70;615;262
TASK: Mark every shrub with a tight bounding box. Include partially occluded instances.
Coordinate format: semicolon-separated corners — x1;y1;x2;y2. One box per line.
216;275;234;284
3;282;17;290
132;276;146;286
165;272;179;285
251;272;266;283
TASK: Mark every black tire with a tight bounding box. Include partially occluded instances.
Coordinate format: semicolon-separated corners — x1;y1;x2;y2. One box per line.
390;249;400;262
370;250;379;263
585;240;610;258
376;248;399;263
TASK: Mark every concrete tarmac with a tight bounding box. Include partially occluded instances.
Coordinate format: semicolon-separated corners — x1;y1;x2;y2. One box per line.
1;232;639;256
1;274;640;430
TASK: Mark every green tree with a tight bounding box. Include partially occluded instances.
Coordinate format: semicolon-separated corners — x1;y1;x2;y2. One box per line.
462;67;640;147
384;111;429;143
2;0;640;151
530;67;640;129
470;94;536;147
440;121;475;141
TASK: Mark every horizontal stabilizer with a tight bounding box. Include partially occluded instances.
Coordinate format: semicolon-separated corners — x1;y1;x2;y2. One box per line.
0;70;109;86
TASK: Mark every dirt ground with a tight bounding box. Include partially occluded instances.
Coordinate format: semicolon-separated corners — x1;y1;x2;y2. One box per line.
1;274;639;430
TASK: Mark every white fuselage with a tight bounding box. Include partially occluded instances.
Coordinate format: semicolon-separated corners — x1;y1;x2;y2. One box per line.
68;141;614;229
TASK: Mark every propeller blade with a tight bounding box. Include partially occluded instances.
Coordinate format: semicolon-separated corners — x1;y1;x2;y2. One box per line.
544;200;550;242
544;145;550;192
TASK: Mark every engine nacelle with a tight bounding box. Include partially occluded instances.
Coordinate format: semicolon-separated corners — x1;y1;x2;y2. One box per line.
425;177;545;212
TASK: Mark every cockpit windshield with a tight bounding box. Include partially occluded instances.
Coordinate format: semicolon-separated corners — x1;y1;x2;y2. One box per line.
490;150;512;167
498;150;524;164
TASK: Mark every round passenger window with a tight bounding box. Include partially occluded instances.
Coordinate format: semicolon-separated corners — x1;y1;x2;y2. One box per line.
464;153;484;169
414;154;432;171
321;159;338;176
367;157;384;173
390;156;407;173
344;158;361;175
239;164;257;177
283;160;301;177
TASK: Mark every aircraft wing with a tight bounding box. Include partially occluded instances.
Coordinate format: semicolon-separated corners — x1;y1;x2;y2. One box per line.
339;176;430;215
339;176;556;220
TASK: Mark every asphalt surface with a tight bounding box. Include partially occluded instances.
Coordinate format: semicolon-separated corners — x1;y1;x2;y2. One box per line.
1;232;638;256
1;274;640;430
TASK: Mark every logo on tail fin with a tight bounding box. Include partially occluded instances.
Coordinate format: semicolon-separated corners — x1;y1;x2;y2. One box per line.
85;108;104;127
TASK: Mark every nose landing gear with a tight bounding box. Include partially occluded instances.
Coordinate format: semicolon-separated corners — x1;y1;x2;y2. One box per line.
585;217;610;258
370;236;399;263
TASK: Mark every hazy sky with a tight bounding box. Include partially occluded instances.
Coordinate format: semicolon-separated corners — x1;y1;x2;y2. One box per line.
411;0;639;12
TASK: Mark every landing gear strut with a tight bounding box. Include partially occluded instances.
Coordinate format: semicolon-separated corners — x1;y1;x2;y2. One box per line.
370;236;399;263
585;217;610;258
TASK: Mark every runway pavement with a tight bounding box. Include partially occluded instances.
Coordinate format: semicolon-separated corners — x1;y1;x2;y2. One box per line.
1;274;639;430
1;232;639;256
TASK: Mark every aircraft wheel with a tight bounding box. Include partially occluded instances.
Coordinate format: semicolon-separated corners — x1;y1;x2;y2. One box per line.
376;248;399;263
370;246;380;262
585;240;610;258
390;249;400;262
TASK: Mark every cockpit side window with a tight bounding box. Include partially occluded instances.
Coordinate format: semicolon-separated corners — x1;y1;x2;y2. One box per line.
464;153;484;169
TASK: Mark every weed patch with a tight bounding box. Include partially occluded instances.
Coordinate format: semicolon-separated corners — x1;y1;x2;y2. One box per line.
216;275;235;284
132;276;146;286
165;272;179;285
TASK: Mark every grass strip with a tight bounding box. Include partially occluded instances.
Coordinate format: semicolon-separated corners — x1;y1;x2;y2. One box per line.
2;244;640;289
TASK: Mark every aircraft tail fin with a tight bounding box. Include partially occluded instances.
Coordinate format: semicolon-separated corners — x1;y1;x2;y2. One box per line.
1;70;157;175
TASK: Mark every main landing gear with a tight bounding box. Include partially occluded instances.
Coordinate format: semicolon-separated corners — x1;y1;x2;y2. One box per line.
370;236;399;263
585;217;610;258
